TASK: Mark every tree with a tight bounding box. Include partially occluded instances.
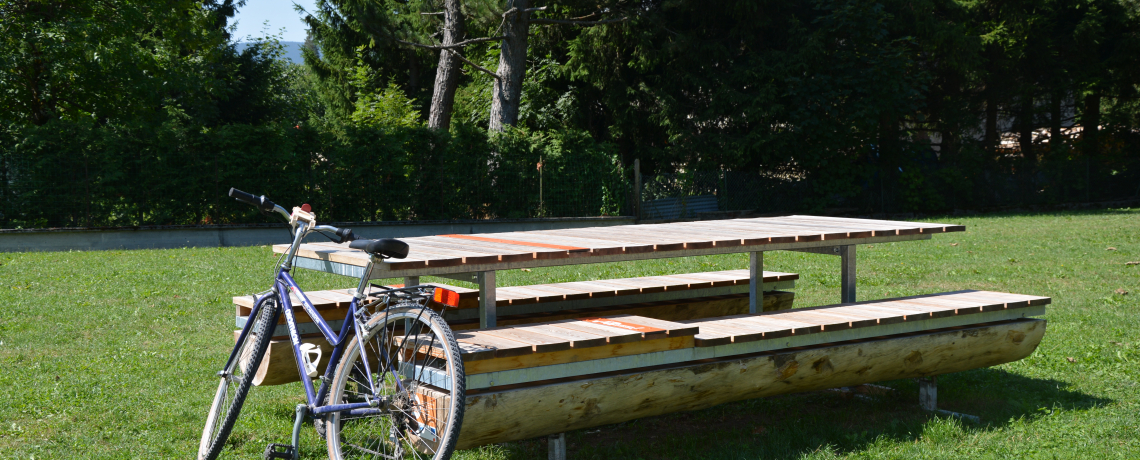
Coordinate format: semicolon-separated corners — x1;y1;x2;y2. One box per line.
0;0;228;126
486;0;630;131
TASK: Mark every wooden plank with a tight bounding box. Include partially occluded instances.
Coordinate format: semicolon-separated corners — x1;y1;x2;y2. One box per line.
839;303;931;322
577;317;668;340
785;308;879;329
540;228;690;251
691;220;833;241
669;222;798;245
773;216;910;237
548;280;640;296
436;234;586;251
562;317;667;340
685;321;765;346
788;215;965;233
726;220;852;241
732;314;822;336
890;296;993;316
946;291;1049;308
518;324;609;349
767;310;854;332
479;328;573;353
654;274;715;290
466;232;642;256
516;229;664;251
403;238;537;263
453;331;534;359
671;221;817;244
691;315;795;339
496;286;565;303
544;320;644;344
601;315;699;338
430;234;581;256
516;284;592;301
464;336;694;375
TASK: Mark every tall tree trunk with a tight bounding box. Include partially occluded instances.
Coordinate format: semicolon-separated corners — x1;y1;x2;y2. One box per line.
984;90;998;154
1017;94;1034;160
1050;90;1063;157
1082;92;1100;157
489;0;530;132
427;0;465;131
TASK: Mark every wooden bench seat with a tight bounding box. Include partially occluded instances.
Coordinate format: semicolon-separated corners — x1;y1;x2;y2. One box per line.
241;289;1047;392
233;269;798;338
459;290;1049;390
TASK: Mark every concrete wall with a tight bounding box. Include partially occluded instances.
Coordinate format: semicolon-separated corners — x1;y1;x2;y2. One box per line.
0;217;635;252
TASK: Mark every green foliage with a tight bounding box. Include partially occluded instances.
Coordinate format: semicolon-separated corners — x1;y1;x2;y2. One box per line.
347;52;423;128
0;119;625;227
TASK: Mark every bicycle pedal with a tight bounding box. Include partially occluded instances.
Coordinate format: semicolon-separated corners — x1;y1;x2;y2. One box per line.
263;443;295;460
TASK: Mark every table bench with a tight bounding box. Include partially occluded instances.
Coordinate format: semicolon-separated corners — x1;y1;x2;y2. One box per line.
235;269;797;385
447;290;1048;448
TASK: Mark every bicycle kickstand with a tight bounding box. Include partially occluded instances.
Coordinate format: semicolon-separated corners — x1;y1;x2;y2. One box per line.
264;404;307;460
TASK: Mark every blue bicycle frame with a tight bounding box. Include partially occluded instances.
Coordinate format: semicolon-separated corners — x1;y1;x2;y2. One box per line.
223;226;410;419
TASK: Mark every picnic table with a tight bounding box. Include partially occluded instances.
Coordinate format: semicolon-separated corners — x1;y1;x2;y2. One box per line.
279;215;965;328
251;215;1047;452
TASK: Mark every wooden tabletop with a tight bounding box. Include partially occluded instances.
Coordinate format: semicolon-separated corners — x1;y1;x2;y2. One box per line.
278;215;963;278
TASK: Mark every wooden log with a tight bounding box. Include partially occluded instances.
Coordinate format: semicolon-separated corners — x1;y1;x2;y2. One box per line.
454;318;1045;449
238;332;334;387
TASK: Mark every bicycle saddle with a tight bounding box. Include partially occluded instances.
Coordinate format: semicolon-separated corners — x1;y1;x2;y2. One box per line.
348;238;409;259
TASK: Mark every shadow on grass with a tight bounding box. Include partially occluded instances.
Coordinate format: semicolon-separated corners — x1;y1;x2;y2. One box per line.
477;367;1109;460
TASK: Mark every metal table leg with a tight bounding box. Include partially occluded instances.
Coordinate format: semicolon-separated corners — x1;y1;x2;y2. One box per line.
749;251;764;314
478;271;496;328
840;245;856;303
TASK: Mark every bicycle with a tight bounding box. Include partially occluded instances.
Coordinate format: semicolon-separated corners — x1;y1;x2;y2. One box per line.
198;188;466;460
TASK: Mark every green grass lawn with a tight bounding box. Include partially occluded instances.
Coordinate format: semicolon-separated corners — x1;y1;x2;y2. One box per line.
1;210;1138;459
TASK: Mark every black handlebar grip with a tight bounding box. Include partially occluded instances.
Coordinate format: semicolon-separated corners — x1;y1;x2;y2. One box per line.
335;228;355;244
228;187;257;204
228;187;276;213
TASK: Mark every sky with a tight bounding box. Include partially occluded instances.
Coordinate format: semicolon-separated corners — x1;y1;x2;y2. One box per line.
230;0;319;43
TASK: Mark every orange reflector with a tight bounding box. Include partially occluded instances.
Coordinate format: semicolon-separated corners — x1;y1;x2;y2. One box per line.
433;287;460;308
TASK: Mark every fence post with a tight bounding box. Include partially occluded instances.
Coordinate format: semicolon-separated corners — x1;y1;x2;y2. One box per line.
634;159;641;221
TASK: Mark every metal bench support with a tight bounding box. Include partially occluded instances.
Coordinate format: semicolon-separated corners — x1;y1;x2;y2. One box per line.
840;245;856;303
749;251;764;314
918;376;937;411
478;270;496;328
548;432;566;460
916;376;980;423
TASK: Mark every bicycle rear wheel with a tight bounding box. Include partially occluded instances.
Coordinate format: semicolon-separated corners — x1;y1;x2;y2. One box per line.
197;294;279;460
326;305;465;460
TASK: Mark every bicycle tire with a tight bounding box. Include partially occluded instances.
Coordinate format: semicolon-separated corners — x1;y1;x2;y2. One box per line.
197;294;279;460
326;305;465;460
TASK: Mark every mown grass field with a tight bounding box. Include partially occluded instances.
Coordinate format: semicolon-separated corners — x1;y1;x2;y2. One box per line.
1;210;1138;459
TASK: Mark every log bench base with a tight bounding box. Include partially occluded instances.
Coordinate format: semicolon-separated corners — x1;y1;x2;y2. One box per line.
455;318;1045;449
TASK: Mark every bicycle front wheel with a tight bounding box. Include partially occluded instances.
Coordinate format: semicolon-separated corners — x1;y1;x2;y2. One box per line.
326;305;466;460
197;294;279;460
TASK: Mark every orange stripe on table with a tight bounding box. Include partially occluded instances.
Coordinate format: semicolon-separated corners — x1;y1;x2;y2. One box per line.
579;317;664;333
439;234;588;251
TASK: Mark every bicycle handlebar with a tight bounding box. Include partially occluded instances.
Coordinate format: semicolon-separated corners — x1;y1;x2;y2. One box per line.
228;187;277;213
315;225;355;244
228;188;355;243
